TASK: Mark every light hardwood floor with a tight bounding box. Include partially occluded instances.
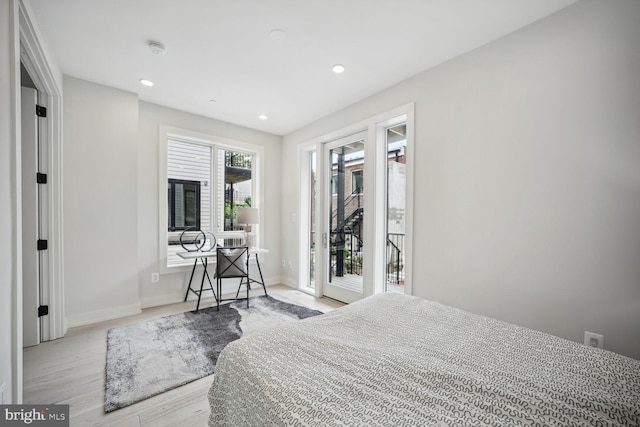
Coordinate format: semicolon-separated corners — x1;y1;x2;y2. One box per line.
23;285;344;427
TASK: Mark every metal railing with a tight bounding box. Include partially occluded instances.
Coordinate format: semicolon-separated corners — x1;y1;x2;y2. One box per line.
330;229;363;276
386;233;405;285
309;231;405;284
225;152;252;169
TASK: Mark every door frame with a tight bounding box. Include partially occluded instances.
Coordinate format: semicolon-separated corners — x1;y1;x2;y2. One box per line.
21;86;40;347
297;103;415;301
19;0;65;342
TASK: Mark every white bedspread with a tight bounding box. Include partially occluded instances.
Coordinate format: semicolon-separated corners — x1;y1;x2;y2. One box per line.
208;293;640;426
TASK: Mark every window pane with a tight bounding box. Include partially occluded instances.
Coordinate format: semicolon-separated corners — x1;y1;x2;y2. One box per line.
167;139;211;266
309;151;317;288
329;140;364;291
385;124;407;293
182;182;199;227
174;183;185;227
221;149;253;234
351;170;363;194
167;182;172;230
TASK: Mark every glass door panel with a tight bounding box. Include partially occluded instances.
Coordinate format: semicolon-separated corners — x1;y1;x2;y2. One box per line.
385;124;407;293
323;133;366;303
308;151;317;289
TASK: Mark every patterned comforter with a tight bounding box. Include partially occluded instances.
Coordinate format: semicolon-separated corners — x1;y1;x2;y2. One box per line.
208;293;640;426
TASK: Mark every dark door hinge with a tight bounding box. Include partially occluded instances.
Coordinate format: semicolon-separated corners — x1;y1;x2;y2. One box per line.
36;105;47;117
36;172;47;184
37;239;48;251
38;305;49;317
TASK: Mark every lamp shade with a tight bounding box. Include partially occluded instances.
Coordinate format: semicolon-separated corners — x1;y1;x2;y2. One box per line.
236;207;259;225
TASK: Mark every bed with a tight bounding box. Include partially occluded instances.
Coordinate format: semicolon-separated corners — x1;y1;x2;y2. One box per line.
208;293;640;426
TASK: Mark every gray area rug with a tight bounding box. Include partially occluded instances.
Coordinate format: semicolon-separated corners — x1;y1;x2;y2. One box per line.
105;295;322;412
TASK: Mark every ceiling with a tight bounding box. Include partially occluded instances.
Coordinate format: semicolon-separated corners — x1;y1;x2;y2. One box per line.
28;0;577;136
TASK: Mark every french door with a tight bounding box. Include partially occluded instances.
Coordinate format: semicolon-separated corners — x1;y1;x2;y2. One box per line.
302;105;413;304
321;132;367;303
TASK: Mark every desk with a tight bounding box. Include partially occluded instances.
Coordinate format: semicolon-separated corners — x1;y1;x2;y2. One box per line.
178;248;269;311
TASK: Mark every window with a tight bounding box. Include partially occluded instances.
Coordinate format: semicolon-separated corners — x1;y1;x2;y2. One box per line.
160;126;262;270
385;123;407;293
351;169;363;194
167;179;201;232
219;149;253;232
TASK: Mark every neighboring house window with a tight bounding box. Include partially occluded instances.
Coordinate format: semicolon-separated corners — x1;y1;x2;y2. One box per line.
167;179;201;232
351;169;363;194
163;132;260;268
331;174;338;195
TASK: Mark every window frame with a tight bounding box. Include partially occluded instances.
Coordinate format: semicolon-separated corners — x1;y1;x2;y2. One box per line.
159;125;264;273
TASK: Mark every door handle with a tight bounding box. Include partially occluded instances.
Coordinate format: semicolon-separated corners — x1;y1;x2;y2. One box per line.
322;232;327;248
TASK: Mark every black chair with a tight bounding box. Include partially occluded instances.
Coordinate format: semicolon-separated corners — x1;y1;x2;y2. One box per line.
215;247;250;310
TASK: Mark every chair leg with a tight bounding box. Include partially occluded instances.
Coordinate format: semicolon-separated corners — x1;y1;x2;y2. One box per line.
216;277;220;311
246;276;249;308
235;278;243;298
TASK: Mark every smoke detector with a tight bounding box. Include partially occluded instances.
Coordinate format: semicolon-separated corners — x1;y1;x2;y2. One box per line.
148;41;166;55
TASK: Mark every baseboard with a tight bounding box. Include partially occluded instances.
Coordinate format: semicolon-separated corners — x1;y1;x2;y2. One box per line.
140;293;185;309
65;302;142;328
265;276;285;286
280;277;297;288
141;279;285;309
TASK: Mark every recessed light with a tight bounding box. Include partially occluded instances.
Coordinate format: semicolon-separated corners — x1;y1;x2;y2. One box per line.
148;41;166;55
269;29;286;41
140;79;154;87
258;115;268;120
332;64;345;74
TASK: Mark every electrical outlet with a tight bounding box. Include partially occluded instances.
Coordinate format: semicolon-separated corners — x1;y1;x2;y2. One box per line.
0;381;6;404
584;331;604;349
151;272;160;283
287;261;293;270
281;259;286;268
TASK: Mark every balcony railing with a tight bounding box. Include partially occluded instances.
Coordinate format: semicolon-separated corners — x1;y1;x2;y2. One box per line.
309;231;405;287
225;152;252;169
330;230;363;276
386;233;405;287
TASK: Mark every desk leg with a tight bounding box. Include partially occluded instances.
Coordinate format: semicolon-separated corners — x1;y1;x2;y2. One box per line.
184;259;198;302
200;258;216;299
255;254;268;296
195;258;208;312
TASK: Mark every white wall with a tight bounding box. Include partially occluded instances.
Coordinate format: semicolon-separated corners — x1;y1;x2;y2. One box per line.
0;0;20;404
137;101;282;308
283;0;640;359
63;76;141;325
61;76;282;322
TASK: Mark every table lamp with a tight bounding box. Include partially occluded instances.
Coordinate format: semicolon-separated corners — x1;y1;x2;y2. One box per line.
236;207;259;248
